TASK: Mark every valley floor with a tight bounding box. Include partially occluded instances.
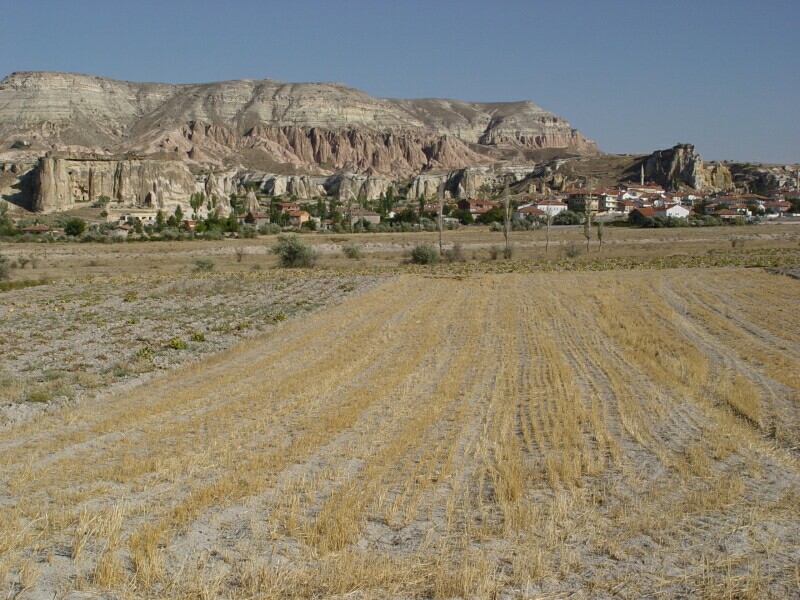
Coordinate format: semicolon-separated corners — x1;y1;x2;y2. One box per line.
1;268;799;598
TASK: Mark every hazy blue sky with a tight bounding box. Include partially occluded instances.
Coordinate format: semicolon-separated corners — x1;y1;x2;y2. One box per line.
1;0;797;162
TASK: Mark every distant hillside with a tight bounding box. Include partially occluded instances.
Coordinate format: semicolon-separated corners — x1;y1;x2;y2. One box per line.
0;71;597;175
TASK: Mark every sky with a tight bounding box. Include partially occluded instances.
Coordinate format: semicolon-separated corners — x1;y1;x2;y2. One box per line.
1;0;798;163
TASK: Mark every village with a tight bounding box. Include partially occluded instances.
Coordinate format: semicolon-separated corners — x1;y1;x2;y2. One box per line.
6;170;800;242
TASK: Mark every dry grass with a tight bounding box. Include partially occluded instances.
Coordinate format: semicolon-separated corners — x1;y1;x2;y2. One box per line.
0;268;799;598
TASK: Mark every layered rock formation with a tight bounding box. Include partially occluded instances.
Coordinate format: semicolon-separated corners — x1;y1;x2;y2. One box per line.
407;166;539;199
630;144;733;192
34;152;199;213
0;71;597;178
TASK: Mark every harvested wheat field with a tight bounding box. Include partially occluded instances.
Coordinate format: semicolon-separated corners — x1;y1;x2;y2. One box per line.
1;268;800;599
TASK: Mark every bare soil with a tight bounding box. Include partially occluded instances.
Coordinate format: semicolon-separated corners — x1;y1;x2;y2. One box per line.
1;266;799;599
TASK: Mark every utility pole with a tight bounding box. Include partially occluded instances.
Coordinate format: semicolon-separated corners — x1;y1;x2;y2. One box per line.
437;182;444;258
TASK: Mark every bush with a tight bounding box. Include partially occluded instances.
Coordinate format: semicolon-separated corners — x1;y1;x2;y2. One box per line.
161;228;181;241
0;253;9;280
443;243;466;263
194;257;215;272
410;243;438;265
80;231;104;243
563;241;582;258
203;228;224;240
451;209;474;224
489;245;501;260
167;337;187;350
258;223;282;235
342;243;362;260
239;225;258;238
63;217;87;237
554;210;582;225
272;234;316;268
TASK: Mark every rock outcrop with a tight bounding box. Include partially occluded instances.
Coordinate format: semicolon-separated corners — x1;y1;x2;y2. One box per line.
243;190;260;213
262;174;326;198
324;173;394;201
407;166;537;199
631;144;733;192
34;152;199;213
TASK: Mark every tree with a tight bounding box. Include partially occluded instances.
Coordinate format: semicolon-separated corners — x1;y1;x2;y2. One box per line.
63;217;86;237
437;183;445;257
544;210;554;252
554;210;581;225
174;205;184;223
476;207;504;224
451;208;474;224
418;196;426;225
189;192;205;220
502;186;512;259
596;219;604;249
155;209;165;231
384;186;395;217
0;203;15;236
316;196;327;220
225;213;239;233
583;205;592;252
0;253;9;280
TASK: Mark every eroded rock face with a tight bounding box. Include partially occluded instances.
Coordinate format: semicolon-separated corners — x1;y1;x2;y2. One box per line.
324;173;393;201
34;153;198;213
243;190;260;213
407;166;537;199
0;72;597;177
636;144;733;192
263;174;326;198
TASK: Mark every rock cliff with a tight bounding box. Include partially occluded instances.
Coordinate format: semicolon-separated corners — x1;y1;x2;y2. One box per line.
630;144;733;192
34;152;201;213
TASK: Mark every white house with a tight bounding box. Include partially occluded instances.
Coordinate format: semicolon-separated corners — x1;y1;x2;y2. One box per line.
533;198;568;216
654;204;691;218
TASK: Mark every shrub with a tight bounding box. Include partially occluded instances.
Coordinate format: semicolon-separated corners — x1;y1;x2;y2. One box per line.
554;210;582;225
167;337;187;350
443;243;466;263
161;228;181;241
272;234;316;268
563;241;582;258
342;243;362;260
410;243;438;265
194;257;215;272
489;245;501;260
0;253;9;280
239;225;258;238
203;228;224;240
258;223;282;235
191;331;206;342
63;217;87;237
